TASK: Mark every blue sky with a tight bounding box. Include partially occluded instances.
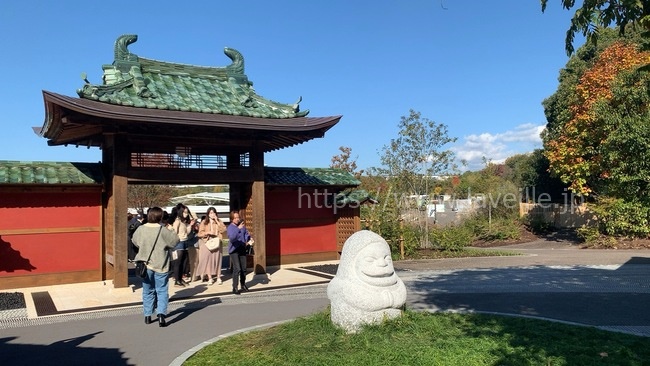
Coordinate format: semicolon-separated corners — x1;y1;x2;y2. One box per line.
0;1;581;172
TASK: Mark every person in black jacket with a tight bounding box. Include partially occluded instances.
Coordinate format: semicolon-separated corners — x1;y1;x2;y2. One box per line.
127;211;144;261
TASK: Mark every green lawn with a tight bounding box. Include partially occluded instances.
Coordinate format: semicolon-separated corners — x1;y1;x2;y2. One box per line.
409;247;522;259
183;309;650;366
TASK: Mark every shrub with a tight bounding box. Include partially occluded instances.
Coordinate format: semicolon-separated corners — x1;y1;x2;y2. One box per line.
590;197;650;238
399;224;423;257
576;225;599;243
429;224;474;251
455;214;520;242
522;214;555;234
476;217;521;241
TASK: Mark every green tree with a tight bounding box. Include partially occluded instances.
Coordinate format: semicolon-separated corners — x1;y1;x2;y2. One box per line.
452;161;519;219
377;109;457;196
504;150;567;202
366;110;457;253
541;0;650;55
591;65;650;201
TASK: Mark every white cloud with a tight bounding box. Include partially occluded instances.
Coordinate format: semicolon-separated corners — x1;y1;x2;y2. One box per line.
452;123;545;171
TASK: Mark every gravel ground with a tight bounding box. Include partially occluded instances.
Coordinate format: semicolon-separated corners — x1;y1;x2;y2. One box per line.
0;292;26;311
301;264;338;275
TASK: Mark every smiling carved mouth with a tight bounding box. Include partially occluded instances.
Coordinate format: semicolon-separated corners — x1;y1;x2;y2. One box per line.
360;271;397;286
363;271;393;278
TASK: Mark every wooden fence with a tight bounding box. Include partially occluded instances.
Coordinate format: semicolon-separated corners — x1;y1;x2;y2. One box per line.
519;203;594;228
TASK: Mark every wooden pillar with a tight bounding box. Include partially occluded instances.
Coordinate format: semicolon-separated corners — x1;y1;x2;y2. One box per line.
103;133;129;288
250;145;266;274
227;153;241;212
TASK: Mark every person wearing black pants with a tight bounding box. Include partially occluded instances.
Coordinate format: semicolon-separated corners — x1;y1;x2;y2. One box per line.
170;204;196;287
227;211;252;294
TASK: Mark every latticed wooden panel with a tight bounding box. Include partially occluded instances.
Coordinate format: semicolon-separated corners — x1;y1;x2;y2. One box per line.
242;186;255;237
336;207;359;251
130;152;228;169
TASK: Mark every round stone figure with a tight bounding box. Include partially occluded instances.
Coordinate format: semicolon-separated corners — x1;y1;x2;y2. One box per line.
327;230;407;333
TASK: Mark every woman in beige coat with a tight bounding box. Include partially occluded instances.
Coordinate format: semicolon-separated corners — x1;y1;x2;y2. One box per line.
195;206;226;285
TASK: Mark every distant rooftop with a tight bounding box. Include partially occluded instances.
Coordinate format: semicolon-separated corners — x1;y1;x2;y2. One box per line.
0;162;359;189
0;161;103;185
264;167;360;187
169;192;230;205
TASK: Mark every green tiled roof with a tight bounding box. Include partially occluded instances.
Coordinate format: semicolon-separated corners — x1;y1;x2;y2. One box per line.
76;34;309;119
335;190;379;205
265;167;361;187
0;161;103;185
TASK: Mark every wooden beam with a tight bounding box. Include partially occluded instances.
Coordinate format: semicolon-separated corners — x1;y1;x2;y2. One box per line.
0;226;101;235
104;133;129;288
250;144;266;275
127;167;253;184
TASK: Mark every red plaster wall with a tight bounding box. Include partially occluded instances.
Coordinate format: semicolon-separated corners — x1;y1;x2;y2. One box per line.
265;188;338;257
279;223;335;254
0;190;102;278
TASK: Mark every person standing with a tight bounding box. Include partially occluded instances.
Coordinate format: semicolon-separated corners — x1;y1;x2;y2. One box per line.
132;207;180;327
196;207;226;285
184;219;200;282
170;204;196;287
227;211;252;295
127;211;144;261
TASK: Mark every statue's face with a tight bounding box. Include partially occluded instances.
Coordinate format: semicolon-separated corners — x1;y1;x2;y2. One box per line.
354;242;398;287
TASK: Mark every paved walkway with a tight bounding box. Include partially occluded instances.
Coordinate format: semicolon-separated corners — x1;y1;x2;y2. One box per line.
1;241;649;365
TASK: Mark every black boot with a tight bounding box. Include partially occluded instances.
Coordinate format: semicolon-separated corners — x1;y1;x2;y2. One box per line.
144;316;152;325
158;314;166;327
241;284;249;292
232;288;241;295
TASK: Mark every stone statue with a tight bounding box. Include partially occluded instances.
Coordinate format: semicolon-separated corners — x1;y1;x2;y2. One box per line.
327;230;407;333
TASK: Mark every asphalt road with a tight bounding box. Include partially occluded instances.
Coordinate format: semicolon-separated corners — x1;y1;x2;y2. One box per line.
0;287;330;366
1;242;649;365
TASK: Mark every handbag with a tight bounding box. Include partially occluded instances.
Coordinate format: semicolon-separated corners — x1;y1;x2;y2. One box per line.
135;260;148;278
136;226;163;279
205;236;220;251
205;221;221;251
245;244;254;255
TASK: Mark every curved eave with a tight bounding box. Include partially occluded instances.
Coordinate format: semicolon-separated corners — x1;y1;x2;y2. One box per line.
40;91;341;152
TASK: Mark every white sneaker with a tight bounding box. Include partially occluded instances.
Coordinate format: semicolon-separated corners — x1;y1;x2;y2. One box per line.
216;278;223;285
208;278;215;285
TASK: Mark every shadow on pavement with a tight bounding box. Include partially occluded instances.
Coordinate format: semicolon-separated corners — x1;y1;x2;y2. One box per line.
405;256;650;328
1;333;130;366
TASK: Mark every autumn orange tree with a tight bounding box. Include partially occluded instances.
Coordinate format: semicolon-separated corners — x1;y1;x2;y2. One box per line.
330;146;363;178
542;29;650;237
544;40;650;196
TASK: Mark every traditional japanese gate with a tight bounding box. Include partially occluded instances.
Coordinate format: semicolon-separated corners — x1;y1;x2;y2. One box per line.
39;35;341;287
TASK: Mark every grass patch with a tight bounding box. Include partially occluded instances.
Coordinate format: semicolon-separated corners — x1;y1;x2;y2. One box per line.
410;248;522;260
184;309;650;365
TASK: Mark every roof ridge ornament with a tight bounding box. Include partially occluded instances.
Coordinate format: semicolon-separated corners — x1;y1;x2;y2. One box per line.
223;47;244;75
75;34;310;118
115;34;139;62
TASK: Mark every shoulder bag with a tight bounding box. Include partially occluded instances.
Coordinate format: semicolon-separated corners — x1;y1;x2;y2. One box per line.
135;226;163;278
205;236;221;251
205;221;221;251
